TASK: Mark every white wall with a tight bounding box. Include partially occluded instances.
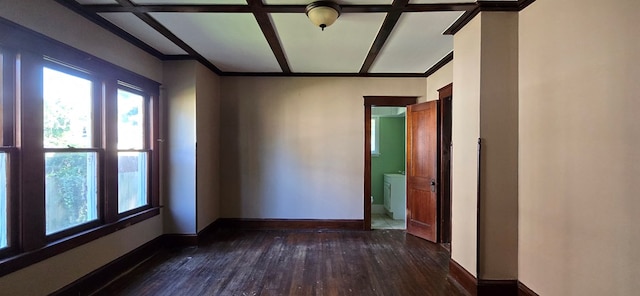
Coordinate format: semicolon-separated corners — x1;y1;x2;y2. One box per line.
451;15;481;277
195;63;221;232
451;11;519;280
220;77;425;219
0;216;162;295
163;61;197;234
478;12;519;279
163;60;221;234
0;1;164;294
0;0;162;82
424;61;453;102
519;0;640;295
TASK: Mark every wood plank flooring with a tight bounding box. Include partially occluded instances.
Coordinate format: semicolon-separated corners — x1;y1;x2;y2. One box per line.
96;229;467;296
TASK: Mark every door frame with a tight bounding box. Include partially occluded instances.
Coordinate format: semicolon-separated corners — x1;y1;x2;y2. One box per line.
363;96;417;230
438;84;453;244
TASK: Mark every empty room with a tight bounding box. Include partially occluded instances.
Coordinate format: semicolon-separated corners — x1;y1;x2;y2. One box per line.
0;0;637;295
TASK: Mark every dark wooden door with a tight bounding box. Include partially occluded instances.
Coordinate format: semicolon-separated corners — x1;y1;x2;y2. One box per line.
406;101;439;242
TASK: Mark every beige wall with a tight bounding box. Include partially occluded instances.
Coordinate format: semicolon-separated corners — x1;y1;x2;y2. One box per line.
196;63;221;232
519;0;640;295
163;61;198;234
163;60;221;234
451;15;481;277
478;12;519;279
0;0;162;82
424;61;453;103
220;77;425;219
452;11;519;280
0;216;162;295
0;1;165;294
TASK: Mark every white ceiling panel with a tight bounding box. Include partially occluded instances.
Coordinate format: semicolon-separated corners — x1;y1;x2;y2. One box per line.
133;0;248;4
150;13;281;72
370;11;462;73
264;0;392;4
76;0;117;4
271;13;386;73
99;13;187;55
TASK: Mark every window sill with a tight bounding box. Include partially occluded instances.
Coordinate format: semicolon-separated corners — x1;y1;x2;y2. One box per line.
0;207;160;277
372;153;381;158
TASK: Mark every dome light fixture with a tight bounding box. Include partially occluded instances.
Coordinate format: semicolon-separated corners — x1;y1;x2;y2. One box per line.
305;1;341;31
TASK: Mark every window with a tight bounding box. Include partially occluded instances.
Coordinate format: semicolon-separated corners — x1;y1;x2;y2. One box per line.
371;117;380;156
0;48;13;252
117;88;148;213
0;20;160;274
43;66;98;235
0;153;7;249
0;50;6;249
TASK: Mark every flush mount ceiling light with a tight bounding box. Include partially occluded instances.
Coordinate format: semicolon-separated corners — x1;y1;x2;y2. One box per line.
305;1;341;31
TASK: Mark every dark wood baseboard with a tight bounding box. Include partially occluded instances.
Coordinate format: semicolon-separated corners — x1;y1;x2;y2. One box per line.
448;258;527;296
518;281;539;296
448;258;478;295
163;234;199;247
51;235;164;296
197;219;221;238
215;218;364;231
52;224;215;295
478;279;518;296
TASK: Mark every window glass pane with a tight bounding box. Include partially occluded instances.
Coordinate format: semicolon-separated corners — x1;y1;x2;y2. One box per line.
0;153;7;248
45;152;98;234
43;67;92;148
118;152;147;213
371;118;376;152
117;89;144;150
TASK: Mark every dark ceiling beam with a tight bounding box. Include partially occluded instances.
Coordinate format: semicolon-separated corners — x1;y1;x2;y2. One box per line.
85;4;253;13
115;0;222;75
221;72;429;78
518;0;537;10
70;0;536;76
358;0;410;75
443;0;535;35
84;3;478;14
477;0;520;11
54;0;165;59
424;51;453;77
246;0;290;73
442;8;478;35
404;3;477;12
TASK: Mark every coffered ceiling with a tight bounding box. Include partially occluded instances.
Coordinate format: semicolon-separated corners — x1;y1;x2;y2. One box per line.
58;0;528;76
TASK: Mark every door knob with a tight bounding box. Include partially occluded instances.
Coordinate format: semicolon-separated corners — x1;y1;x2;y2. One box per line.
430;179;436;192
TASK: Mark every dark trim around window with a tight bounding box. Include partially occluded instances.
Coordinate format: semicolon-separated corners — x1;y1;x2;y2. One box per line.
0;16;161;276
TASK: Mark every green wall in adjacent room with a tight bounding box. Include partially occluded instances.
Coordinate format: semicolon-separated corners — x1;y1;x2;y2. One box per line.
371;116;405;204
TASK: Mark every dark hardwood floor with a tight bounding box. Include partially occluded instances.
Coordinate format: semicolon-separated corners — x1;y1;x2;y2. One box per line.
96;229;467;296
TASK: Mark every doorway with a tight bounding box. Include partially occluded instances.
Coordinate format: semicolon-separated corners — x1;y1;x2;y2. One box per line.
370;106;407;230
363;88;452;246
363;96;417;231
438;84;452;246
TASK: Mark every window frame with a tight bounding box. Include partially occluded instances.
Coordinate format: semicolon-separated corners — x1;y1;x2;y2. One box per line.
41;61;103;240
115;84;152;217
0;47;18;257
0;17;160;276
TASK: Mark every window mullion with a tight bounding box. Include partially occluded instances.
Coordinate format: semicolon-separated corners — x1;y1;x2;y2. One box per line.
103;80;118;223
0;49;18;254
19;52;45;251
2;49;15;146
